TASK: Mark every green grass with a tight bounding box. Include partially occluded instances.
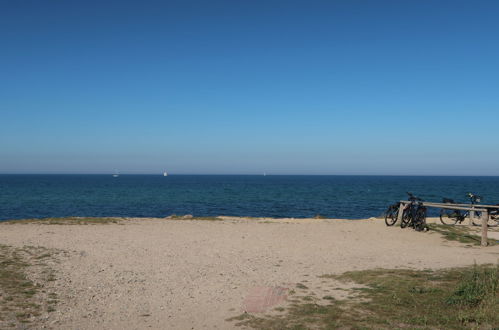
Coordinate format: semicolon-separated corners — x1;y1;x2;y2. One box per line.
229;264;499;329
428;224;499;246
0;245;59;328
0;245;39;326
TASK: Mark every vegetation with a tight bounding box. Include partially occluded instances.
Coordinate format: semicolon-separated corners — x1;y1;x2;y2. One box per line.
4;215;227;224
166;215;222;221
428;224;499;246
229;264;499;329
0;244;59;327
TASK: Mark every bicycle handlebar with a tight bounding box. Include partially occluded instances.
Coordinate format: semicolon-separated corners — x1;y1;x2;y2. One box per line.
407;192;422;202
467;192;482;203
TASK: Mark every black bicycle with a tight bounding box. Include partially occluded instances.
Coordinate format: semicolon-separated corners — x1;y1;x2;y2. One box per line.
490;207;499;224
401;192;428;231
440;193;499;227
385;203;400;226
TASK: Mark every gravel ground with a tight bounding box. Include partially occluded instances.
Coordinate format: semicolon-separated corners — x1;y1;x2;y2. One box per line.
0;217;498;329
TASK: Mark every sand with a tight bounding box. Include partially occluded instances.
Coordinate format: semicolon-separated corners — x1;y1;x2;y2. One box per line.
1;217;498;329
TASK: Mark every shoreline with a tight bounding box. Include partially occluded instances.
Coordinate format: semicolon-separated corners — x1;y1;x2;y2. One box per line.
0;215;385;222
0;215;382;222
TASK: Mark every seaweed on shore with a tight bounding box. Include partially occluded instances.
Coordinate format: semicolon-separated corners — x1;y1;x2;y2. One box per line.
2;217;124;225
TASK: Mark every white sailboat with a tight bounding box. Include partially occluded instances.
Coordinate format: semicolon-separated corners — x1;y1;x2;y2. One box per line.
113;170;119;177
163;171;168;177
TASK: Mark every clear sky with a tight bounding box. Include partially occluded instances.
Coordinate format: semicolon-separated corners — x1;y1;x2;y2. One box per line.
1;0;498;175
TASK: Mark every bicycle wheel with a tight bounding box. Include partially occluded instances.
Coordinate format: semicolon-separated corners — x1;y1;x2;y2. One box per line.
489;209;499;227
385;204;399;226
400;209;411;228
439;209;460;225
472;211;499;227
471;211;484;226
414;207;427;231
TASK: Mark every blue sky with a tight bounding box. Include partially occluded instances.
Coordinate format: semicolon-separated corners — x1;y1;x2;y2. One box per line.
1;0;498;175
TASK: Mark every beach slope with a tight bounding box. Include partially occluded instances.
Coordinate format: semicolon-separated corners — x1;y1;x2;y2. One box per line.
0;217;498;329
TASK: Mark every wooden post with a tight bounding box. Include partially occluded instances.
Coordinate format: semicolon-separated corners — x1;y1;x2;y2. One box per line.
397;202;405;226
469;206;475;225
481;210;489;247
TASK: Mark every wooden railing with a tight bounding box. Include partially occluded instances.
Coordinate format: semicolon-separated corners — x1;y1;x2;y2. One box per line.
396;201;492;247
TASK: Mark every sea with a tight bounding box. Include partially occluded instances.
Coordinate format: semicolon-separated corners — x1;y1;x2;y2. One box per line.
1;175;499;221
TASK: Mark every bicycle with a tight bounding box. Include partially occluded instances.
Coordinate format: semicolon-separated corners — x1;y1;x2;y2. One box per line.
384;203;400;226
400;192;428;231
439;193;498;227
490;207;499;225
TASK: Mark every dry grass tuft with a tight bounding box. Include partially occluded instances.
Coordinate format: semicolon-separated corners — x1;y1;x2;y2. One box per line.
0;245;62;328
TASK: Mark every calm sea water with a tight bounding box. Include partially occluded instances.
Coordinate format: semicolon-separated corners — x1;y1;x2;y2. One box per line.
1;175;499;221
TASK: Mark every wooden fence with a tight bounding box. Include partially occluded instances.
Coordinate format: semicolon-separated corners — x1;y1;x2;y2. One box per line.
396;201;492;246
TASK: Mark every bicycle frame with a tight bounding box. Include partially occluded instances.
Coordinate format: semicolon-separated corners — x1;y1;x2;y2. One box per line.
442;193;481;222
401;193;427;230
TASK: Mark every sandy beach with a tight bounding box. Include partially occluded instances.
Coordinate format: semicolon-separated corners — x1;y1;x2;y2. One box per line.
1;217;498;329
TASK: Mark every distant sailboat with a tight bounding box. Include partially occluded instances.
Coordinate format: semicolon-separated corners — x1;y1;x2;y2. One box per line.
113;170;119;177
163;171;168;177
263;172;267;176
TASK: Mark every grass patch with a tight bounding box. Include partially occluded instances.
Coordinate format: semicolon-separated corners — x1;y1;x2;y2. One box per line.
428;224;498;246
229;264;499;329
0;245;39;325
3;217;124;225
296;283;308;290
0;244;60;328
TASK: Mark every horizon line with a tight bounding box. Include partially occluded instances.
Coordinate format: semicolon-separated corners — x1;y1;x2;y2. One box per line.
1;173;499;177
